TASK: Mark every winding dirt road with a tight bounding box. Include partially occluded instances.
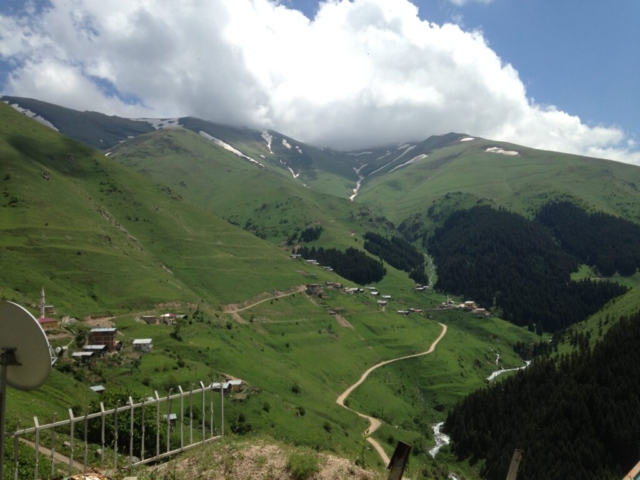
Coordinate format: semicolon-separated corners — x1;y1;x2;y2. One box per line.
336;323;448;465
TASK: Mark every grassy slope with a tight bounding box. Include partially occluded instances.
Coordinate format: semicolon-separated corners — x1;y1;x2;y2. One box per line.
357;136;640;225
107;127;392;248
0;101;335;315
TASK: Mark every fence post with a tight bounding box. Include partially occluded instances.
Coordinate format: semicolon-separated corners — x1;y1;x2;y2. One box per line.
114;400;119;470
220;379;224;438
178;386;184;450
83;407;89;472
33;416;39;480
50;412;56;479
200;382;205;440
100;402;106;464
68;408;75;475
166;389;172;454
210;381;214;438
189;384;193;445
13;421;19;480
155;391;160;459
141;398;146;462
129;396;134;466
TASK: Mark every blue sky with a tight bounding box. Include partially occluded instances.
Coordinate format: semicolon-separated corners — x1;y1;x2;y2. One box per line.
0;0;638;162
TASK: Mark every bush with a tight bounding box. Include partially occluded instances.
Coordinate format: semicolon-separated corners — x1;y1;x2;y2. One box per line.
291;382;301;394
323;421;332;433
287;452;320;480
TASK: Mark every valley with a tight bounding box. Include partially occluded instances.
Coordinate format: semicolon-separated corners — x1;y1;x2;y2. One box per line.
2;97;640;480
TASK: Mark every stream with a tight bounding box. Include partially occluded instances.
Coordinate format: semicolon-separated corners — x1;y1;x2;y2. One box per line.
349;164;367;201
487;360;531;381
429;422;451;457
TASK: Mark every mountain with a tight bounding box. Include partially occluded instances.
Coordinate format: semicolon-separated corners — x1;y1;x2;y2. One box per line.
3;96;640;479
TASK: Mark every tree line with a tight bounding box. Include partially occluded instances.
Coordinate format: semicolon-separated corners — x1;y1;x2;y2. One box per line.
297;246;386;285
363;232;427;284
536;201;640;276
427;206;627;332
444;311;640;480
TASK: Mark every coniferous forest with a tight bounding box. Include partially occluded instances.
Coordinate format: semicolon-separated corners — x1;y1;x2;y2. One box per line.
297;246;386;285
444;311;640;480
363;232;427;283
428;206;628;332
536;201;640;276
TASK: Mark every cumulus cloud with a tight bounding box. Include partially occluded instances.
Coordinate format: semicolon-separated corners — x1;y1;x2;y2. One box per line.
0;0;638;164
447;0;495;6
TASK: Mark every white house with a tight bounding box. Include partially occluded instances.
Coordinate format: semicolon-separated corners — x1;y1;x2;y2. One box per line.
133;338;153;353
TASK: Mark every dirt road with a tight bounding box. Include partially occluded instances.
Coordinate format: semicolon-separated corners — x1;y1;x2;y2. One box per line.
223;285;306;314
336;323;448;465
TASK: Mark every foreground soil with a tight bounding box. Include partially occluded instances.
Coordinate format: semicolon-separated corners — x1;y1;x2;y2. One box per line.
148;438;384;480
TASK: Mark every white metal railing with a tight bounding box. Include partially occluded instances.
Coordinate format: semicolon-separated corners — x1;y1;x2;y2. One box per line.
4;381;224;479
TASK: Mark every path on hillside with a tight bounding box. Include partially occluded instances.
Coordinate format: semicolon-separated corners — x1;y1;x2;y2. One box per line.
19;438;85;473
336;323;448;466
223;285;306;314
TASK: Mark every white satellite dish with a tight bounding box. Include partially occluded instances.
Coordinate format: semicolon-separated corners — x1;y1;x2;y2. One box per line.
0;301;54;479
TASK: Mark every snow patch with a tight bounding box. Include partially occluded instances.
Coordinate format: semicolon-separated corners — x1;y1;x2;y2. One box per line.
261;131;273;154
376;151;392;160
287;167;300;179
460;137;475;142
133;118;182;129
260;154;265;158
368;145;416;176
282;139;292;149
486;146;519;156
9;103;59;131
350;165;367;201
389;154;427;173
349;151;373;156
296;145;303;154
199;131;265;167
104;152;112;157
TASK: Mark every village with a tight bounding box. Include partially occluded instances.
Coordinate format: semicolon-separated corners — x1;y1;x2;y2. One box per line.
34;289;244;398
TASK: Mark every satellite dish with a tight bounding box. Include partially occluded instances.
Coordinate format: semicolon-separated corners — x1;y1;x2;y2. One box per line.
0;301;53;390
1;301;54;479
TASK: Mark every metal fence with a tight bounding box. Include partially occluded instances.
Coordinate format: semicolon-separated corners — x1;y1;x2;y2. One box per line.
4;381;224;479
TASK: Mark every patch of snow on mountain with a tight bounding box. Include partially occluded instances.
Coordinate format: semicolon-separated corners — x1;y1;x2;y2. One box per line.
350;164;367;201
261;131;273;154
133;118;182;130
353;164;368;175
368;145;416;176
460;137;475;142
350;151;373;156
9;103;59;131
282;139;292;149
389;154;427;172
376;151;392;160
287;167;300;179
260;154;265;158
486;146;518;156
104;152;112;157
296;146;303;154
397;143;411;150
199;131;265;167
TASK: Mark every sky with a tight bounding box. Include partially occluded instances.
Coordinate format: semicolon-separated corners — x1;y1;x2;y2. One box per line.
0;0;639;164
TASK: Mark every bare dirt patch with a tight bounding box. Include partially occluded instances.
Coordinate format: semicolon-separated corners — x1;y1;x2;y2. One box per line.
334;314;352;329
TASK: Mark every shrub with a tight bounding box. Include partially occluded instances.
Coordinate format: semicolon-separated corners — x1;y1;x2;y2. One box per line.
287;452;320;480
291;382;301;394
323;421;332;433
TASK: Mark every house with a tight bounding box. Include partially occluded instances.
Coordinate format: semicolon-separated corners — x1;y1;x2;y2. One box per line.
133;338;153;353
397;310;409;315
322;266;333;272
377;300;388;306
38;317;59;330
333;283;343;290
88;327;118;352
325;281;334;286
90;385;105;394
370;291;379;296
463;301;477;310
328;310;337;316
472;308;490;318
382;295;391;299
163;413;177;425
141;315;158;325
83;345;107;357
227;379;243;392
415;286;426;292
43;305;56;316
161;313;176;325
72;351;94;363
306;284;320;295
290;254;301;259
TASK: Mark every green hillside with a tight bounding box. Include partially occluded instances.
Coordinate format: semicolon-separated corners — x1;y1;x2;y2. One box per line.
0;101;329;315
107;127;384;248
357;135;640;225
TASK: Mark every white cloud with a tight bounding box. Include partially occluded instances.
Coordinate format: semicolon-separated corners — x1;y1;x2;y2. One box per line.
0;0;638;165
